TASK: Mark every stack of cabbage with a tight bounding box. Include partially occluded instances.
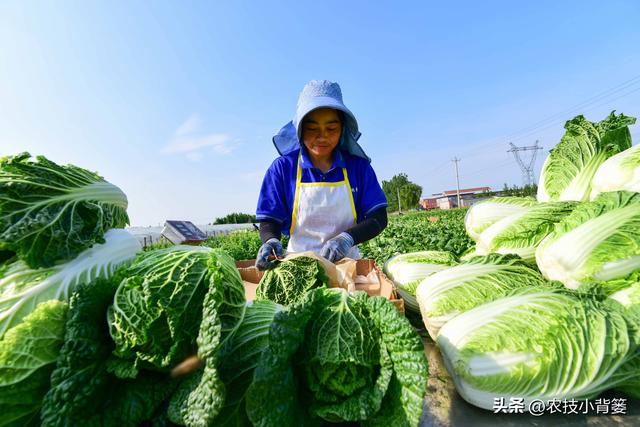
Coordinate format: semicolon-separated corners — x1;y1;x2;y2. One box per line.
0;153;429;426
0;153;141;425
407;111;640;411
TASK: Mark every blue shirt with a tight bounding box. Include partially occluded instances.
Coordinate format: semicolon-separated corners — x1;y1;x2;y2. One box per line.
256;146;388;235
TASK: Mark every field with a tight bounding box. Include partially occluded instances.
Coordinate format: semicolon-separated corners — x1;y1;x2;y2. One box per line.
201;208;473;263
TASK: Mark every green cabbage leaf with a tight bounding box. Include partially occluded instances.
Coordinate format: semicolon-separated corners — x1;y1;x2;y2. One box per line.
536;191;640;288
475;201;579;263
0;152;129;268
0;300;67;427
464;197;537;241
246;288;428;427
437;288;640;410
0;229;140;338
537;112;635;202
416;254;547;339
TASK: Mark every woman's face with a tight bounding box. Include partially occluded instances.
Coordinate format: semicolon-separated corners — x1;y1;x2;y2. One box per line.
301;108;342;160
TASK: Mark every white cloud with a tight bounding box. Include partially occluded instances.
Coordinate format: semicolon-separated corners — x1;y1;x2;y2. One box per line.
162;114;236;158
175;113;202;136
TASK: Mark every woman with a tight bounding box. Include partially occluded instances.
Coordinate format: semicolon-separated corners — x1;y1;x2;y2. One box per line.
255;80;388;270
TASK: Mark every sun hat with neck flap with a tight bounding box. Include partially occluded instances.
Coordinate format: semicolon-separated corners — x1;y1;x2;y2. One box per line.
272;79;370;162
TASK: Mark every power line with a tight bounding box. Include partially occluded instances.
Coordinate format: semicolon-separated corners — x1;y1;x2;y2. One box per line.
503;74;640;141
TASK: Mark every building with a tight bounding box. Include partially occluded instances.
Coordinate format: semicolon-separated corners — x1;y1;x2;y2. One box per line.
420;186;491;210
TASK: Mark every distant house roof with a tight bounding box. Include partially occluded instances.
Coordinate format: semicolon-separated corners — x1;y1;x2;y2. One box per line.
433;187;491;197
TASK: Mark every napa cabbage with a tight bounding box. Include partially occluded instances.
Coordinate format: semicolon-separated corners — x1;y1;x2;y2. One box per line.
537;112;635;202
246;288;428;427
416;254;547;339
475;201;578;263
0;229;140;338
591;143;640;198
383;251;458;312
0;300;67;427
0;153;129;268
536;191;640;289
41;280;176;427
255;256;328;305
464;197;537;241
107;246;240;376
437;288;640;410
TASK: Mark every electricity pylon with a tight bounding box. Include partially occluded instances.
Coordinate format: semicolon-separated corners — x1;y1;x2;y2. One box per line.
507;141;543;187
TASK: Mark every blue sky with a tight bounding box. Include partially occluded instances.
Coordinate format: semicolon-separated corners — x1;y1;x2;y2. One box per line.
1;1;639;226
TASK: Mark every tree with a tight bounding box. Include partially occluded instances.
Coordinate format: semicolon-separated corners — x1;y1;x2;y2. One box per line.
499;183;538;197
382;173;423;212
213;212;257;225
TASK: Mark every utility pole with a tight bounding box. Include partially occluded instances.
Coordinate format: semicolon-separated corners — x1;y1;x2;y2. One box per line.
397;187;402;213
507;141;543;187
452;157;461;208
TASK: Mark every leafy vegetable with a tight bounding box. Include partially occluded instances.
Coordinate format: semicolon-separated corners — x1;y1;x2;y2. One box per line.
0;229;140;338
591;143;640;198
464;197;537;241
536;191;640;288
167;248;246;427
361;209;473;265
191;300;281;427
437;288;640;410
255;256;328;305
246;288;428;427
383;251;458;312
537;112;635;202
0;300;67;427
41;279;176;427
108;246;219;375
475;201;579;263
416;254;547;339
0;152;130;268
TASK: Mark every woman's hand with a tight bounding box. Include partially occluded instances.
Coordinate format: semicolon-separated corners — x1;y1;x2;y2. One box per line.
319;232;354;263
255;238;284;270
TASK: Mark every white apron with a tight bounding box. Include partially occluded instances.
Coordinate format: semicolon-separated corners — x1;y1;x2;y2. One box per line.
287;153;360;259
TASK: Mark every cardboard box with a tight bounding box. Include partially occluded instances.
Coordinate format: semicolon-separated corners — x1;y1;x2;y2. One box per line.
236;259;405;315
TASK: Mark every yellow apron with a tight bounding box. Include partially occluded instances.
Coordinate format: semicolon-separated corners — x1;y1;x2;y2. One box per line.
287;153;360;259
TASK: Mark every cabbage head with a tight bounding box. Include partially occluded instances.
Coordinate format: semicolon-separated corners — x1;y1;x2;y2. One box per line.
464;197;537;241
437;288;640;410
383;251;458;313
255;256;328;305
0;153;129;268
475;201;578;263
537;112;635;202
536;191;640;288
591;143;640;198
416;254;547;339
246;288;428;427
108;246;244;378
0;229;140;338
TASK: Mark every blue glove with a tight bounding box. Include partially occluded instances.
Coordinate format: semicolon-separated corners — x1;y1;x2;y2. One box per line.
255;238;284;271
319;232;354;263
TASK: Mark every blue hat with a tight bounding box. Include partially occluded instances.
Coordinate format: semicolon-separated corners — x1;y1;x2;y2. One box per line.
272;80;370;161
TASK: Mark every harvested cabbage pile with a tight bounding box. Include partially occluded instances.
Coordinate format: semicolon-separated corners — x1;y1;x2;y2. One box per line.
464;196;537;241
474;201;578;263
537;112;635;202
416;254;547;339
437;287;640;410
383;250;458;312
255;256;328;305
536;191;640;289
